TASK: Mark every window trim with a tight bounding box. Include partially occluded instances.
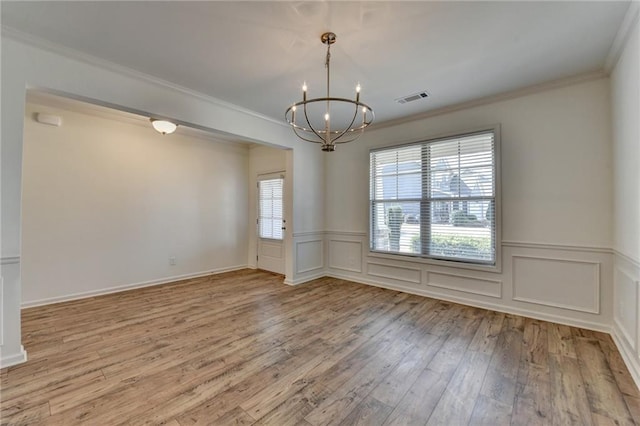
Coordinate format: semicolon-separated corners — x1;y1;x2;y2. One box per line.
368;125;502;273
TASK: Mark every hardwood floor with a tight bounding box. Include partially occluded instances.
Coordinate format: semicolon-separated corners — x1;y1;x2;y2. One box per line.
2;269;639;425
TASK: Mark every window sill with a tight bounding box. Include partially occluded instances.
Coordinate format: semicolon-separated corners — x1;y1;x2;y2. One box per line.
367;250;502;274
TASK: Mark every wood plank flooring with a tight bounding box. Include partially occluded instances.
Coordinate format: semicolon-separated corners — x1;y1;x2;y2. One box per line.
1;269;639;425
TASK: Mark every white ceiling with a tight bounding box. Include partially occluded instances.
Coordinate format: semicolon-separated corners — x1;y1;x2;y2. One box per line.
1;1;630;126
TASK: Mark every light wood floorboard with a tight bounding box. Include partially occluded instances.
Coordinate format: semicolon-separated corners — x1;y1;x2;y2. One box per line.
1;269;639;425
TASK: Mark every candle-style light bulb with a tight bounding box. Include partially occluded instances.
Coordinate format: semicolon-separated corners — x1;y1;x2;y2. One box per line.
324;113;330;121
356;83;361;93
302;82;307;92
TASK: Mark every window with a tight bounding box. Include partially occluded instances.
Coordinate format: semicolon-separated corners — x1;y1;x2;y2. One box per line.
370;129;498;265
258;177;284;240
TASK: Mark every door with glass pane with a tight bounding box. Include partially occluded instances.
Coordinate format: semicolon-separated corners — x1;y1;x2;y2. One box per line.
257;173;285;274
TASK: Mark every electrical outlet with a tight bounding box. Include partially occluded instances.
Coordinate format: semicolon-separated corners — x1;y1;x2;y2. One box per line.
169;256;176;266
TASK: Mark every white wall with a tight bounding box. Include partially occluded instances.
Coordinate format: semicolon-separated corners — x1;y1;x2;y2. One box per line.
327;78;612;246
612;16;640;263
1;35;325;367
611;7;640;387
287;141;326;284
324;77;614;331
248;144;288;269
21;102;249;306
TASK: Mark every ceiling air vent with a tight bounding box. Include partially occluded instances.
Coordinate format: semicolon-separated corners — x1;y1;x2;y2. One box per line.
395;91;430;104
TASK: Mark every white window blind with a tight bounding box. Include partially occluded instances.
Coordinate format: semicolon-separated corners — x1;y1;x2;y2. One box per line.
370;130;497;265
259;177;284;240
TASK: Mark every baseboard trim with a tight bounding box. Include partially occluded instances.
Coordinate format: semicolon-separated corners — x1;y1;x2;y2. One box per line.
1;345;27;369
21;265;248;309
284;271;325;286
612;324;640;391
325;271;610;333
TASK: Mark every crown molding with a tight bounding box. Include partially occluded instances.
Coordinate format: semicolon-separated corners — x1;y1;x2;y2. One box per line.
1;26;288;129
369;70;607;132
2;19;620;135
26;91;254;147
604;1;640;73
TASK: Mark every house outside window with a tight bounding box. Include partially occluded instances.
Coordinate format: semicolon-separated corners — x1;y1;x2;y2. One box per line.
369;127;499;266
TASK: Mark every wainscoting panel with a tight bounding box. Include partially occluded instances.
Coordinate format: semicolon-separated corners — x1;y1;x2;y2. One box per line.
427;271;502;298
295;239;324;274
512;255;600;314
612;251;640;391
322;232;612;332
1;258;28;368
614;264;639;351
367;261;422;284
328;240;362;273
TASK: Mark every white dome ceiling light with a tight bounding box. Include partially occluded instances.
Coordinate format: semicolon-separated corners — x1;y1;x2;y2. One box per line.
150;118;178;135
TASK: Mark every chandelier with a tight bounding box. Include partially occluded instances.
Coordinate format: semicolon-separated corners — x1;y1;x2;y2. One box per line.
285;32;374;152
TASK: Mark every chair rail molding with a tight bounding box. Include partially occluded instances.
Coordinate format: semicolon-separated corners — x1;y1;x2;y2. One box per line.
1;256;21;265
